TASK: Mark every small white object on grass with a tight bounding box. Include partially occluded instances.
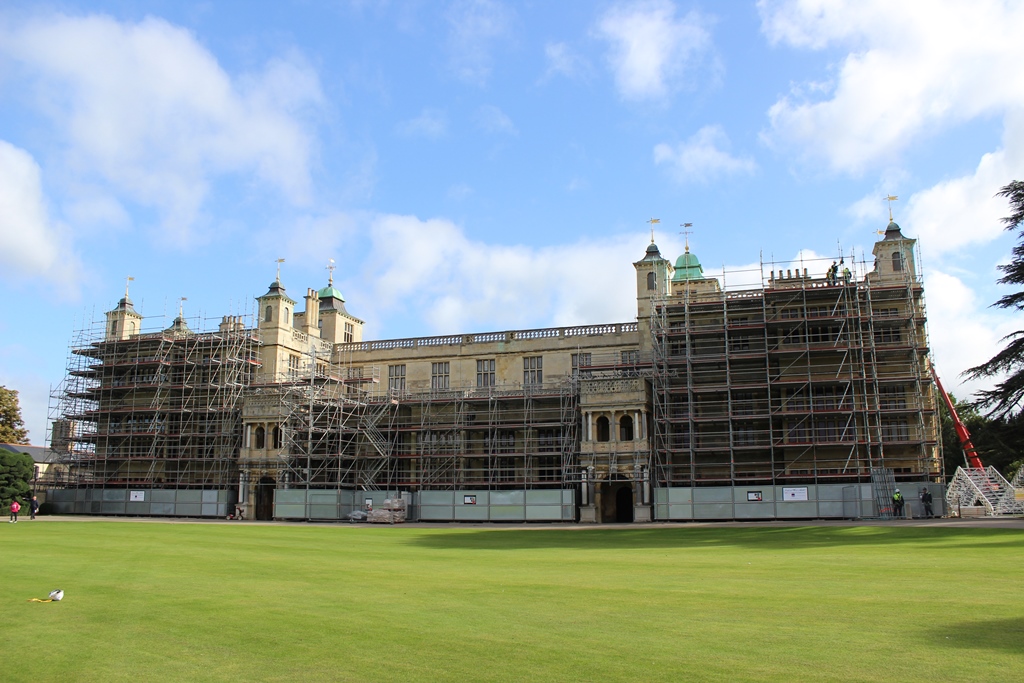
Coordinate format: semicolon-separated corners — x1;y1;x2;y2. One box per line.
49;589;64;601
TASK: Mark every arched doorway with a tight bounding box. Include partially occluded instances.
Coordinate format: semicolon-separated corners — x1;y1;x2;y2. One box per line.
599;481;635;523
255;476;275;520
615;486;634;523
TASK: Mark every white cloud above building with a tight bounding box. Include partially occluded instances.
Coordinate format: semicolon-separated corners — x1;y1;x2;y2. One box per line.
594;0;714;101
444;0;514;86
654;125;756;183
760;0;1024;174
0;141;71;281
0;13;324;245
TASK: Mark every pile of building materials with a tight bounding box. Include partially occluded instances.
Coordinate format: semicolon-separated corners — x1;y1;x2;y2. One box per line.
367;497;407;524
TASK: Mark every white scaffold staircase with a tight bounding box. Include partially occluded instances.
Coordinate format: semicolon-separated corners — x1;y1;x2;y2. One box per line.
359;397;395;458
946;466;1024;516
1011;464;1024;489
356;397;396;491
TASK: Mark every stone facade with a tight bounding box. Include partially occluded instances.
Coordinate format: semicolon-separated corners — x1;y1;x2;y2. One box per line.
51;222;939;522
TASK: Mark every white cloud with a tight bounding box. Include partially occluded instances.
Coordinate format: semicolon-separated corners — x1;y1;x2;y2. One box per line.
353;214;641;335
475;104;517;135
397;108;448;139
1;14;323;244
542;42;590;81
760;0;1024;173
279;212;360;271
593;0;713;101
923;269;1018;397
63;189;131;233
0;140;72;280
445;0;513;86
841;113;1024;257
654;125;756;183
905;114;1024;256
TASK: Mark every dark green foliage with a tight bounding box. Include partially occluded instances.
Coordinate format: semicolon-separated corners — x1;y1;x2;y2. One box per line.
940;392;1024;477
966;181;1024;416
0;448;33;507
0;385;29;444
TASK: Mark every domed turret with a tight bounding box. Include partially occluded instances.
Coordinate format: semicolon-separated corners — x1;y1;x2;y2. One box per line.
317;267;349;314
672;248;705;282
882;220;904;240
105;278;143;341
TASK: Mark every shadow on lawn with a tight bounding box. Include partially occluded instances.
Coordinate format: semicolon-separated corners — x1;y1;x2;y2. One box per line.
407;526;1024;551
928;617;1024;653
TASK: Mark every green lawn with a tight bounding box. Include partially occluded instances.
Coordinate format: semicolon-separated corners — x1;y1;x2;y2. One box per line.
1;521;1021;682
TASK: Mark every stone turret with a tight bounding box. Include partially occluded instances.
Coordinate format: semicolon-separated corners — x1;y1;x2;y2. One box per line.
105;295;142;341
868;220;918;283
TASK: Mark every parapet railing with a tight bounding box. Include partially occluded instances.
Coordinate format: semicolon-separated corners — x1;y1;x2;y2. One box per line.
336;322;639;353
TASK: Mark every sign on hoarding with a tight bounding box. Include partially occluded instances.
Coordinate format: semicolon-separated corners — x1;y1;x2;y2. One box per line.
782;487;808;501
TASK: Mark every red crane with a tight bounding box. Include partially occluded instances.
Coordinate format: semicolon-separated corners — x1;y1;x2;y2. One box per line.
930;365;985;469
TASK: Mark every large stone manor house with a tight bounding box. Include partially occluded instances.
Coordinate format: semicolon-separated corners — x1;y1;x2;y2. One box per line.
48;220;941;522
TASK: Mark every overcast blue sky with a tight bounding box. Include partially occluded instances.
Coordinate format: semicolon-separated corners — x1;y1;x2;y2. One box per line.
2;0;1023;441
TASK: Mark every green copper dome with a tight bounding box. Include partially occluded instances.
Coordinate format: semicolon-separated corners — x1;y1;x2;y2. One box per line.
317;285;345;302
672;250;705;281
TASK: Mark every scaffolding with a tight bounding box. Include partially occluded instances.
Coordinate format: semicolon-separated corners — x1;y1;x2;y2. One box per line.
48;312;260;492
45;239;940;522
379;381;580;492
650;252;939;492
239;336;584;499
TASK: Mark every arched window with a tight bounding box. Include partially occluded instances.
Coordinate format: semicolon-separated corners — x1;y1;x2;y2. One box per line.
891;251;903;272
596;416;610;442
128;321;135;335
285;307;290;323
272;426;282;449
110;320;118;335
265;305;273;322
647;271;656;290
619;415;634;441
254;426;266;449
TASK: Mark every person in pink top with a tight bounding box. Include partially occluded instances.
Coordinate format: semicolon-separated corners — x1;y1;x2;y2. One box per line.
9;500;20;523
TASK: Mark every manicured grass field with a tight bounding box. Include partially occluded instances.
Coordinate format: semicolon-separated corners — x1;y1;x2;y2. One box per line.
1;521;1021;682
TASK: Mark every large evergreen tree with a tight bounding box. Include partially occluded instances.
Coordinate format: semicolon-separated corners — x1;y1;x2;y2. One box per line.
966;181;1024;417
0;449;33;507
0;385;29;444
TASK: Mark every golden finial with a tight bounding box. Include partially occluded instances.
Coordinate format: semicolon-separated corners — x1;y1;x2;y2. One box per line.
275;258;285;282
679;223;693;253
327;259;336;286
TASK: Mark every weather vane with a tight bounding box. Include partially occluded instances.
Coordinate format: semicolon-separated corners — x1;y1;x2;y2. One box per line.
885;194;898;222
327;258;336;286
679;223;694;252
647;217;660;243
177;297;188;319
275;258;285;282
124;276;134;299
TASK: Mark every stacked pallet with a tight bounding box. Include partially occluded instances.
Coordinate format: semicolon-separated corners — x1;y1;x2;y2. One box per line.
368;497;407;524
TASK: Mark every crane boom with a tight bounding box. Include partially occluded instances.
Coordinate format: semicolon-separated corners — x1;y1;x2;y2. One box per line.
929;365;984;469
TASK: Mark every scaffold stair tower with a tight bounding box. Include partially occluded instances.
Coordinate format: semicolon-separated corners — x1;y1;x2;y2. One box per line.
946;466;1024;515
